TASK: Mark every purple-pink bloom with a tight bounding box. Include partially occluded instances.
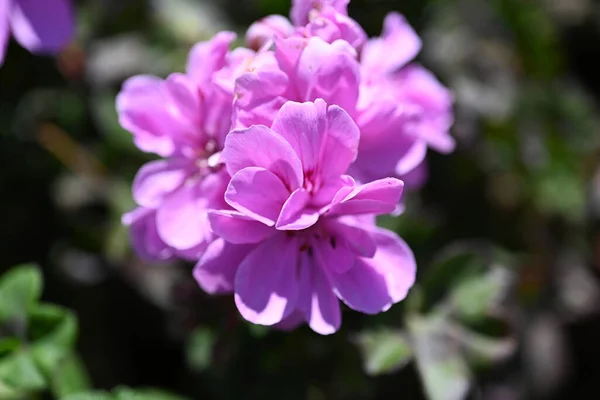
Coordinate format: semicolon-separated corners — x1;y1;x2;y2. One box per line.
119;32;250;260
233;35;360;129
245;0;366;52
351;12;454;185
194;99;416;334
0;0;74;65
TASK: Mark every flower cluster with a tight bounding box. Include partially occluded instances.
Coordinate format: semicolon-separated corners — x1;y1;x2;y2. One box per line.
0;0;74;66
119;0;454;334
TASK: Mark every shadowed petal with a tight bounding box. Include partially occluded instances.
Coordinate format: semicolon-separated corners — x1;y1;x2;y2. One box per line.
329;178;404;216
296;37;360;112
11;0;74;53
194;238;254;294
122;207;174;261
132;159;191;208
297;251;341;334
329;225;415;313
208;210;276;244
225;167;290;226
361;12;421;74
187;31;236;84
223;125;303;189
276;188;320;230
156;182;213;250
234;234;300;325
0;1;10;65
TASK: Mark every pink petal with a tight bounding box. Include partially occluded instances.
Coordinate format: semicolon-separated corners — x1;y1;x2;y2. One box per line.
0;1;10;66
208;210;276;244
297;252;341;334
225;167;290;226
156;182;214;250
271;99;327;174
246;15;294;51
314;234;355;274
295;36;360;112
212;46;256;94
325;9;367;49
122;207;174;261
187;31;236;84
325;219;376;258
132;159;191;208
396;65;455;153
323;220;415;314
194;238;254;294
360;226;417;304
361;12;421;75
276;188;320;230
234;234;300;325
234;51;289;109
116;74;200;157
11;0;74;54
329;178;404;216
222;125;303;189
320;104;359;177
329;257;392;314
290;0;350;26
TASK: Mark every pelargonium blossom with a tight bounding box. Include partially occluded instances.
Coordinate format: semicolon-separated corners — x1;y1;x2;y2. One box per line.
119;32;252;260
0;0;74;65
194;99;416;334
246;0;365;51
350;12;454;185
233;35;360;129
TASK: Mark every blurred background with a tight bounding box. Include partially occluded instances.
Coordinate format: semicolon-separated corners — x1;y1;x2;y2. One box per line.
1;0;600;399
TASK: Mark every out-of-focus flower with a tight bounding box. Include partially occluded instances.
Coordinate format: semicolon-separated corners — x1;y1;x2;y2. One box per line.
351;12;454;185
119;32;253;260
0;0;74;65
246;0;366;51
194;99;416;334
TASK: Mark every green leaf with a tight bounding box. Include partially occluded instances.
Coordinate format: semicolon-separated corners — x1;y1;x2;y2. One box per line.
62;391;113;400
0;264;42;323
444;323;516;367
114;386;188;400
185;328;215;372
0;350;46;392
30;305;78;376
355;330;413;376
408;316;471;400
450;265;513;321
50;354;91;398
29;304;78;348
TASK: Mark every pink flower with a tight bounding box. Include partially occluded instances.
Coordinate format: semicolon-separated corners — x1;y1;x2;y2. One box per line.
194;99;416;334
246;0;366;52
0;0;74;65
351;12;454;185
233;36;360;129
118;32;250;260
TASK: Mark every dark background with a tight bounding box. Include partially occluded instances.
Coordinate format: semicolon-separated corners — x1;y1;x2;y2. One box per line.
2;0;600;398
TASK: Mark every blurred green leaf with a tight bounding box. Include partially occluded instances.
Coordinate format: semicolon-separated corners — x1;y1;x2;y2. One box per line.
0;264;42;323
453;325;516;367
185;328;215;372
532;166;585;223
50;354;92;398
450;265;513;321
409;316;470;400
355;330;413;375
62;391;113;400
0;350;46;392
29;304;77;348
114;387;188;400
0;338;21;357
